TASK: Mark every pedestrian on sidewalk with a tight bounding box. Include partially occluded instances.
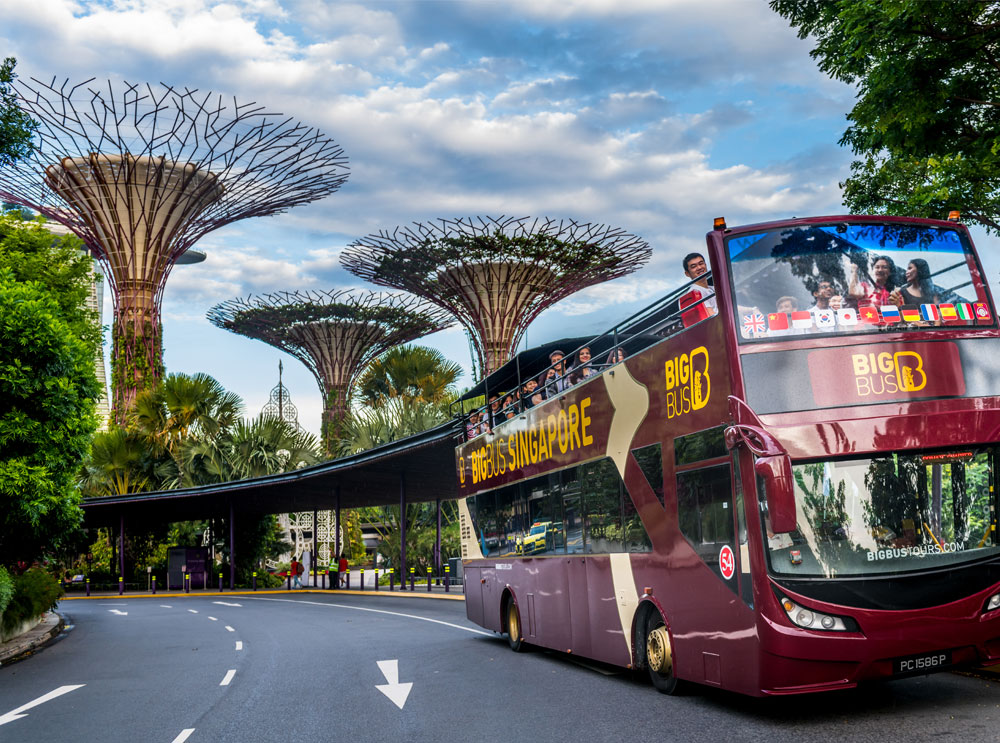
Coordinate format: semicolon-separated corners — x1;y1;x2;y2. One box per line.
338;554;349;588
291;556;303;588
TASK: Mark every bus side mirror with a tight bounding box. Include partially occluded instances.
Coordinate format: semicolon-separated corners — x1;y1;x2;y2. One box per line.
755;455;796;534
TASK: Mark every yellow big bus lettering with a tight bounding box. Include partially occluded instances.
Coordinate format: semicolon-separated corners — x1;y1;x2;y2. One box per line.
894;351;927;392
666;345;711;419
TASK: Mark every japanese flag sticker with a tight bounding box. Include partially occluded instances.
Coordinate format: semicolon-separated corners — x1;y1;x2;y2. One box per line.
719;545;735;580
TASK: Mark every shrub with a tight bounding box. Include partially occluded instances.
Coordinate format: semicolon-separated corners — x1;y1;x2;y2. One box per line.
1;568;63;633
0;566;12;616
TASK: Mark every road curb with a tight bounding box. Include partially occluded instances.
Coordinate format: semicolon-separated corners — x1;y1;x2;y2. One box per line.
0;611;65;667
61;588;465;601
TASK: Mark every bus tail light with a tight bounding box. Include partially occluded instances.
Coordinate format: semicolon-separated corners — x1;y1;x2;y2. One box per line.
780;596;850;632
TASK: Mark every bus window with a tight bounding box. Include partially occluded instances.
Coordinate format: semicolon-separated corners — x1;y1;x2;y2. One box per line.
677;465;738;593
581;458;624;553
632;443;664;506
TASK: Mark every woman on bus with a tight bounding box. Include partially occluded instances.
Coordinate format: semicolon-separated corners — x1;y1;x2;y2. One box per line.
848;254;897;308
892;258;939;305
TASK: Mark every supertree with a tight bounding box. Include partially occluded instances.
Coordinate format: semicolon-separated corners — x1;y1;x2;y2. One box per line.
341;216;651;377
0;76;349;418
207;290;453;454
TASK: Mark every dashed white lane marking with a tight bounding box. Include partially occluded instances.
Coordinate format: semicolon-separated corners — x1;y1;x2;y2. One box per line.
160;605;172;608
220;670;236;686
242;597;492;636
0;685;85;727
208;616;218;621
171;728;195;743
188;609;198;614
235;641;243;651
225;626;235;632
213;601;242;607
108;609;128;616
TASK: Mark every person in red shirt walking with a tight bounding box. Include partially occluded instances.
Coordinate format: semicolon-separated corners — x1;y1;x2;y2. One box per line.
338;554;349;588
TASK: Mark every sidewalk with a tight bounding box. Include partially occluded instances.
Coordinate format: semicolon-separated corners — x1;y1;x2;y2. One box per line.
0;611;64;667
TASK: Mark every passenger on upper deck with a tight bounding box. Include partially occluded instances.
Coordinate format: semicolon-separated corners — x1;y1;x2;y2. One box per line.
544;349;568;396
806;276;843;320
891;258;940;306
682;252;718;316
606;347;626;366
521;377;539;409
569;346;595;386
848;255;898;308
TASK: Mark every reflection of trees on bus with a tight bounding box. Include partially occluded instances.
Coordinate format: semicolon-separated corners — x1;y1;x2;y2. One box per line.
795;462;856;575
863;456;924;549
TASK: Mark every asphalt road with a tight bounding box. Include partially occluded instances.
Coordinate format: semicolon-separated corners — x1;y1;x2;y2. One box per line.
3;592;1000;742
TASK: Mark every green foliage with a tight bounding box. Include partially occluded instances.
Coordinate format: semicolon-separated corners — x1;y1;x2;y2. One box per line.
0;566;13;617
2;568;63;633
357;345;462;408
0;270;99;565
0;57;37;167
110;318;164;414
770;0;1000;232
369;502;460;575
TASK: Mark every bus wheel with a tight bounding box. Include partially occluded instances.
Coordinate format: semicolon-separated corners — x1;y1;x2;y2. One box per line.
506;597;525;652
645;618;682;694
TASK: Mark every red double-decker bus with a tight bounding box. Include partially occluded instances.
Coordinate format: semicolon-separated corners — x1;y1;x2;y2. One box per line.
455;214;1000;696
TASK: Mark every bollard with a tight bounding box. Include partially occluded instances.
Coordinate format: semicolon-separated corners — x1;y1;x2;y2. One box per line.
410;567;415;592
346;571;351;590
185;574;191;593
390;572;395;591
375;569;379;592
287;571;291;590
152;576;156;594
253;571;257;591
322;570;326;590
360;568;365;592
119;576;124;595
445;565;450;593
86;577;90;597
219;572;224;592
427;567;432;592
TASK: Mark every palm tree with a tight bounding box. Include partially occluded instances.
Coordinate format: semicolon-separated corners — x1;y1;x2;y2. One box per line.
357;345;462;408
80;427;151;496
129;372;243;485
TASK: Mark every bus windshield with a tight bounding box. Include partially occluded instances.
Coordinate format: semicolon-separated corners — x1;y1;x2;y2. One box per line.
765;446;1000;578
727;222;991;341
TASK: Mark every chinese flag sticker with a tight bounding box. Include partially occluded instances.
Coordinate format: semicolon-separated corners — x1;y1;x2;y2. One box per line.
767;312;789;331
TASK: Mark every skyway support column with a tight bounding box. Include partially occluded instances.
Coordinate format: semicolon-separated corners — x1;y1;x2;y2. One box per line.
335;485;341;589
313;508;319;588
435;497;442;579
229;501;236;590
119;513;126;595
400;471;406;591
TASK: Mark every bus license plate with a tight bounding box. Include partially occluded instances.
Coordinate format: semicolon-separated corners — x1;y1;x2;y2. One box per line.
893;651;952;675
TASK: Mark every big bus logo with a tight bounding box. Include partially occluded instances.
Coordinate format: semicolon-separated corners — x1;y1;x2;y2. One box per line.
851;350;927;397
665;345;711;419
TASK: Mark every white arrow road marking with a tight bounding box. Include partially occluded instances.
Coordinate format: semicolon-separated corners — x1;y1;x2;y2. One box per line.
225;626;235;632
171;728;195;743
235;641;243;651
108;609;128;616
375;660;412;710
213;601;242;607
0;685;85;727
160;605;172;608
208;616;218;621
220;670;236;686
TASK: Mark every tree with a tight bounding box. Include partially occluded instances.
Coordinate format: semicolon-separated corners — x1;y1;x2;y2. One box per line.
356;345;462;408
770;0;1000;232
0;57;36;167
0;270;99;565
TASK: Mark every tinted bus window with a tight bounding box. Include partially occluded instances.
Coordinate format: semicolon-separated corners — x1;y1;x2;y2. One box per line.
677;465;737;592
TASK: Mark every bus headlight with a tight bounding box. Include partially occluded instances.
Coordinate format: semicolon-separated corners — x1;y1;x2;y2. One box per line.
780;596;849;632
984;593;1000;613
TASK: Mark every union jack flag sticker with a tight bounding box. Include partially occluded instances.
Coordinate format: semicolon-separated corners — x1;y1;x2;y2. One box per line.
742;311;767;337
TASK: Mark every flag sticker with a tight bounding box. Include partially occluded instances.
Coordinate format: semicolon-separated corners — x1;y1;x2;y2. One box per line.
900;306;921;323
956;303;974;321
815;309;836;328
767;312;789;331
880;305;901;323
974;303;992;322
837;307;858;326
742;311;766;337
791;310;813;329
920;304;940;322
859;306;881;324
939;303;957;320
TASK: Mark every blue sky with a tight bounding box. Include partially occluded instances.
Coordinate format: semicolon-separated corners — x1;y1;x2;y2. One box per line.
3;0;997;434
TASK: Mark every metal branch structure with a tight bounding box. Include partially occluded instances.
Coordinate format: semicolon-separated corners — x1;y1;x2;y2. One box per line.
341;216;651;377
208;290;453;453
0;76;350;416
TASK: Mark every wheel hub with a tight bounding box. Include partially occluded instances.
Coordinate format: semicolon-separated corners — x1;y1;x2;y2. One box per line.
647;626;672;674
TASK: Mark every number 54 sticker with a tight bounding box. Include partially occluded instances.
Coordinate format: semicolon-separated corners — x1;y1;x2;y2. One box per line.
719;545;735;580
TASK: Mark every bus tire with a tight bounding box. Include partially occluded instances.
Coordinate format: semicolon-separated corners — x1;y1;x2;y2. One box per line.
644;616;683;695
505;595;525;652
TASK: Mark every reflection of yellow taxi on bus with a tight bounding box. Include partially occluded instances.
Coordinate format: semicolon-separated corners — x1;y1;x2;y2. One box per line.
520;521;556;554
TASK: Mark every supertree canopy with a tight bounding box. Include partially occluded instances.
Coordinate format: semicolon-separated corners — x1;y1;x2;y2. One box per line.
207;290;453;453
341;216;651;377
0;76;350;417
